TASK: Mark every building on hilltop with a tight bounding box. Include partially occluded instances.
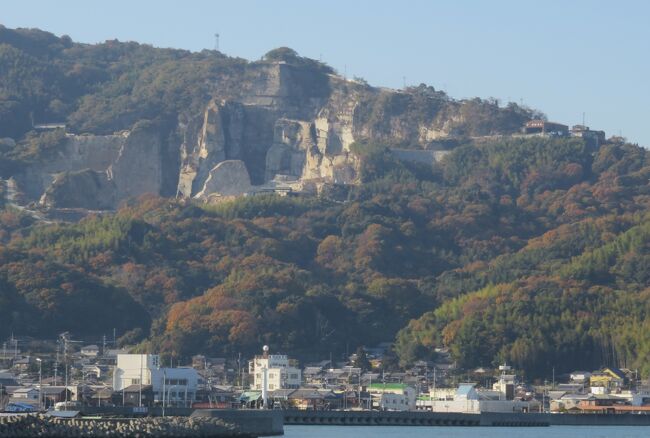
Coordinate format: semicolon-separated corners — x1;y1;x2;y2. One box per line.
570;124;606;145
522;120;569;136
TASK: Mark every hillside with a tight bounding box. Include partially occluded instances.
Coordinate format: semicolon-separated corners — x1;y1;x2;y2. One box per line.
0;26;649;378
0;25;536;212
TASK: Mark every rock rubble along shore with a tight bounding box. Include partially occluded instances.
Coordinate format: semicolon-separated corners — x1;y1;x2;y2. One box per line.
0;414;254;437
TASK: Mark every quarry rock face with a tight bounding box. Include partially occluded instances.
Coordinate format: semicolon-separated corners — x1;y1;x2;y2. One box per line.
40;169;116;210
34;125;162;210
108;123;164;202
195;160;253;199
8;59;524;214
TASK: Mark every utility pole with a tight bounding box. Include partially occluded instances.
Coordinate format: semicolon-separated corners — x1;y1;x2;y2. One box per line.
54;343;58;385
162;369;166;417
139;354;143;408
552;367;555;390
237;353;241;388
358;371;361;408
433;367;436;403
11;334;17;361
65;364;69;403
36;358;42;411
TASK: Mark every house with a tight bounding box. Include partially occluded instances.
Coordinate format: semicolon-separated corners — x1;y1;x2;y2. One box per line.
570;371;592;383
303;367;324;385
11;387;39;400
590;368;626;390
41;387;74;409
287;388;327;410
12;356;31;372
0;371;19;387
121;384;154;407
82;365;109;379
88;387;114;407
550;394;595;412
80;345;100;358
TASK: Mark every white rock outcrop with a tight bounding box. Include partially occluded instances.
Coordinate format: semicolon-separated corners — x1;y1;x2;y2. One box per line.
194;160;253;199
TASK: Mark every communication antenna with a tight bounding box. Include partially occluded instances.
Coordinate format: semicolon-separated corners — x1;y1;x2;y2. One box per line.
403;76;406;89
214;32;220;51
582;112;586;127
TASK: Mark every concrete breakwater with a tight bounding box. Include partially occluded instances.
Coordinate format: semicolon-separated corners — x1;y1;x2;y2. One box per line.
192;409;284;436
283;410;650;427
0;414;252;437
282;410;549;427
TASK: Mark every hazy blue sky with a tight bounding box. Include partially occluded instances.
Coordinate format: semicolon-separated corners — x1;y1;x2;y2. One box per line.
4;0;650;146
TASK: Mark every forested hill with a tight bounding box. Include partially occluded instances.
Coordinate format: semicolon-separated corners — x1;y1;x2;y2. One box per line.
1;134;648;377
0;26;649;379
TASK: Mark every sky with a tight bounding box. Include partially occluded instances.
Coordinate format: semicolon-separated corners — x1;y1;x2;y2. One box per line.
3;0;650;146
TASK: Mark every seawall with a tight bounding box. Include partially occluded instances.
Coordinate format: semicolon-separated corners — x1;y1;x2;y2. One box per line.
282;410;548;427
283;410;650;427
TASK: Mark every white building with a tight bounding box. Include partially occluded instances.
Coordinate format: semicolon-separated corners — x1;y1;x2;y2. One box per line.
368;383;416;411
418;382;535;413
249;350;301;392
113;354;201;406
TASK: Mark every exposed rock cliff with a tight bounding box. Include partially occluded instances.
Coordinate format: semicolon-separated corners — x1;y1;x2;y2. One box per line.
195;160;252;199
40;169;116;210
31;124;163;210
5;50;534;213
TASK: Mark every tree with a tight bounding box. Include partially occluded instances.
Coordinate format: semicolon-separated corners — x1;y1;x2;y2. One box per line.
353;346;372;371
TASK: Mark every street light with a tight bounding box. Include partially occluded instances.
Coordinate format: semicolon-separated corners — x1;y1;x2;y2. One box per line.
36;358;42;411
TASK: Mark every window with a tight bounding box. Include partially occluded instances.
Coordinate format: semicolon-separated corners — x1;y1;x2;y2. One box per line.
290;374;298;379
131;378;140;385
269;384;275;389
269;373;275;378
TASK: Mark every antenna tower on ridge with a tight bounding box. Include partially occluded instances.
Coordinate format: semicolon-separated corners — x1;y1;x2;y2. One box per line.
214;33;220;51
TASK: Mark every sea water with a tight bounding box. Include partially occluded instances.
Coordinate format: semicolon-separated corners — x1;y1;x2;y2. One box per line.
284;425;650;438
